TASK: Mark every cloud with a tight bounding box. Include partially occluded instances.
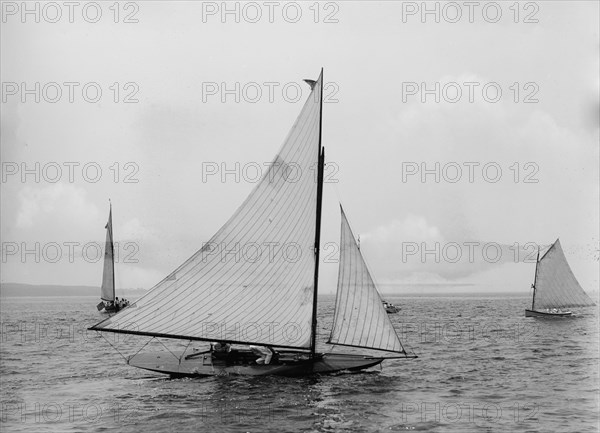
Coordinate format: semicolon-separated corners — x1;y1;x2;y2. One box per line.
119;217;158;243
16;183;99;230
362;215;441;243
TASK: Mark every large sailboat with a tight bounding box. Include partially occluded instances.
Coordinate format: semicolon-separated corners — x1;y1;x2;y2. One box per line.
525;239;596;318
89;70;416;376
96;203;129;313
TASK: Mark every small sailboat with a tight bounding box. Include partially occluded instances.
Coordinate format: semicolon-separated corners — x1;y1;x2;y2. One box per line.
89;70;416;376
525;239;596;318
96;203;129;313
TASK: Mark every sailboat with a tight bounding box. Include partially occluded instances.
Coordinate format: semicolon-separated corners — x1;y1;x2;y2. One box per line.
525;238;596;317
96;203;130;313
89;69;416;377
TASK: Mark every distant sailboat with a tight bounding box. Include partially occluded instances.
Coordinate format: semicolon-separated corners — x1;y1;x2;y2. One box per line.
89;70;416;376
525;239;596;318
382;301;401;314
96;203;129;313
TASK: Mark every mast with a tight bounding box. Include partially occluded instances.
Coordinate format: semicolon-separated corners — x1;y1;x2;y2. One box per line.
531;245;540;310
110;201;115;301
310;69;324;359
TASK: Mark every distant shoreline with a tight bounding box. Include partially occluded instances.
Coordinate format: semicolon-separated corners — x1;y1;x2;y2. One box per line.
3;282;596;299
0;283;147;298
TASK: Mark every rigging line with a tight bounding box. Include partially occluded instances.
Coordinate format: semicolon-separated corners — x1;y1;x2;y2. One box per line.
100;333;130;362
155;337;184;361
179;340;193;362
130;336;156;360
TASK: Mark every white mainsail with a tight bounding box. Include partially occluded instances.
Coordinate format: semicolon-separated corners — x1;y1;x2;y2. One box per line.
533;239;596;310
92;72;323;349
100;205;115;302
328;206;406;353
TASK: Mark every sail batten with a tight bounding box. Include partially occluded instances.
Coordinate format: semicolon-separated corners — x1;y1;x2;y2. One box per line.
328;207;406;353
91;72;324;349
532;239;595;310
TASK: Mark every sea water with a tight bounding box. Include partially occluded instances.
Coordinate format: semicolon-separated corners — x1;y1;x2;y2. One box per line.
0;295;598;432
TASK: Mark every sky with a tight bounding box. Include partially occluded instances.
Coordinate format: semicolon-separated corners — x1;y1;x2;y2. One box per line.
1;1;598;296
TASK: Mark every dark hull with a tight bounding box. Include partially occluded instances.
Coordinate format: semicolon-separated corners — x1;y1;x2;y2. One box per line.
382;302;400;314
525;309;572;318
101;305;125;314
128;350;385;377
98;301;129;314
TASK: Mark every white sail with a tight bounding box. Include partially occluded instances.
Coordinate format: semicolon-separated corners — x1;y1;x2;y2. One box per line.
533;239;596;310
100;205;115;302
328;206;405;353
92;72;323;349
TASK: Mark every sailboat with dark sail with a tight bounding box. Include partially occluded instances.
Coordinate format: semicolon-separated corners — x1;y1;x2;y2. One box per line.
525;239;596;318
96;203;129;313
89;70;416;376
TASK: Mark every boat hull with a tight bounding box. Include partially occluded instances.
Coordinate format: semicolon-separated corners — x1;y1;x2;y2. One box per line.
525;309;572;318
98;301;129;314
101;304;126;313
127;350;385;377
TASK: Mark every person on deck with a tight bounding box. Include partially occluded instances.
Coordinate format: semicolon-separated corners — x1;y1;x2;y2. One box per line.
249;346;273;365
211;342;231;358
